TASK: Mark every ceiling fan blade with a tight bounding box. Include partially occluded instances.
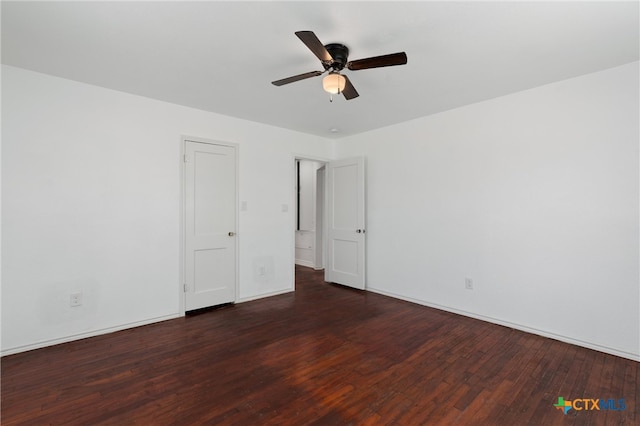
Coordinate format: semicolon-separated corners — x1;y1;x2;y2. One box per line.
271;71;323;86
341;75;359;100
295;31;333;62
347;52;408;71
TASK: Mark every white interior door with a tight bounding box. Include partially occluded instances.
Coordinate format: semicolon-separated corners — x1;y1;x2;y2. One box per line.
184;141;237;311
325;157;366;289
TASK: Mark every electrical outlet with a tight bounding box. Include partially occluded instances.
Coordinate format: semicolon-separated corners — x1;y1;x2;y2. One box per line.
465;278;473;290
70;292;82;307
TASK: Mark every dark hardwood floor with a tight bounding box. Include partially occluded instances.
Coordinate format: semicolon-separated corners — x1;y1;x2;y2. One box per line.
2;266;638;425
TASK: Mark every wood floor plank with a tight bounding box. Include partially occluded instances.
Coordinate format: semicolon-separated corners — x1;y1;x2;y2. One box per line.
623;360;639;424
1;266;637;425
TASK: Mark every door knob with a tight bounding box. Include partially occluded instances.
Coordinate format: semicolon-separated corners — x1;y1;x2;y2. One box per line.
228;232;235;236
356;229;362;233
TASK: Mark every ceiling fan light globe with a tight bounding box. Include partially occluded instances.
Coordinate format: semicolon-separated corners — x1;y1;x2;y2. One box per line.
323;73;346;94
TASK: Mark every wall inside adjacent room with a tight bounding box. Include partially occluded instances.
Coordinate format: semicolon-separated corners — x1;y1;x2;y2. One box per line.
1;65;332;354
335;62;640;360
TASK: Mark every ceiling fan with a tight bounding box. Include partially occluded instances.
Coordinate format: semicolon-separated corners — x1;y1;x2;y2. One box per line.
272;31;408;100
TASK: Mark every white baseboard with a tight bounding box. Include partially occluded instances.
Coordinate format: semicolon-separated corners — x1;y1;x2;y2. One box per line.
367;287;640;362
8;287;634;362
295;259;315;268
2;288;296;356
1;313;181;357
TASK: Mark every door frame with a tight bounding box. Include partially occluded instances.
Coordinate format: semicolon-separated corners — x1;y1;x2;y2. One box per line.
292;155;330;280
180;135;239;315
314;165;326;270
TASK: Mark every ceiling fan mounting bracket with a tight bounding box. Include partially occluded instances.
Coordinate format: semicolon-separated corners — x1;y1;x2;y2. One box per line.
323;43;349;71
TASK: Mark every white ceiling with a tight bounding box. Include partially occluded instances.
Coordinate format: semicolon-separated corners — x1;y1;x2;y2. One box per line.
2;1;639;139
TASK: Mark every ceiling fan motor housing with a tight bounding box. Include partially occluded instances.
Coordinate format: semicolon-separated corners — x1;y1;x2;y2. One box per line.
323;43;349;70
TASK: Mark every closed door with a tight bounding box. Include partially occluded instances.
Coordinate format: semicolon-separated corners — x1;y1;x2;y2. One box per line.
184;141;237;311
325;157;366;290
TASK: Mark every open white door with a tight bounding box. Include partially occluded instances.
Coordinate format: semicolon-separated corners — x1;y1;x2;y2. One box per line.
184;140;237;311
325;157;366;289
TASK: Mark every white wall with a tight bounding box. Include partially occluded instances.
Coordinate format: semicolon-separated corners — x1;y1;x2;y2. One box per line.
336;62;640;360
1;65;332;354
3;62;639;361
298;160;322;232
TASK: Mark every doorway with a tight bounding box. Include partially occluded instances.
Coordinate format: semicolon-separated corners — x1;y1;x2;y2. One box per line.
294;159;326;271
182;137;238;312
293;156;367;290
